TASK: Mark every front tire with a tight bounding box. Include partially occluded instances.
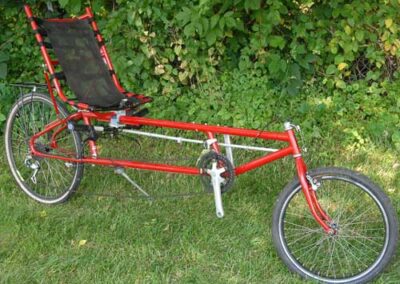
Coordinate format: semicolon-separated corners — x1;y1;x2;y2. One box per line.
272;167;398;283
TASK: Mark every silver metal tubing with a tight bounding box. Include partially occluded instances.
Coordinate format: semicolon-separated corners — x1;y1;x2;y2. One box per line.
94;127;279;152
223;135;234;166
220;143;278;152
114;167;151;198
207;162;225;218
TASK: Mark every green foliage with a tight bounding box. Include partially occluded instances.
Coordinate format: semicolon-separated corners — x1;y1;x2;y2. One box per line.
0;1;399;148
0;51;8;79
153;70;400;151
0;84;18;133
2;0;399;93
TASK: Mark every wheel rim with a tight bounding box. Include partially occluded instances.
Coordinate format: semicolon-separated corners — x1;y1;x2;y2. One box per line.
279;175;389;283
6;96;81;201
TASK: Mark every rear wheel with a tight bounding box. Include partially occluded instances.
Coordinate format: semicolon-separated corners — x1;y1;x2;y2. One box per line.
272;167;398;283
4;93;83;204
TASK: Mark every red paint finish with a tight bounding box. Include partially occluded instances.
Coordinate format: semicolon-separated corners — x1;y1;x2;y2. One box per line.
235;147;293;175
119;116;290;141
287;128;332;232
23;4;334;233
24;5;69;105
44;72;59;115
29;111;292;176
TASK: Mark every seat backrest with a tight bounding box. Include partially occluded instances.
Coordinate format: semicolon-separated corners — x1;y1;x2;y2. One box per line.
41;19;125;108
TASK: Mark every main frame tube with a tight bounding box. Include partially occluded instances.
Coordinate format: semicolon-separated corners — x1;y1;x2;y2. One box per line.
29;112;293;176
28;114;331;231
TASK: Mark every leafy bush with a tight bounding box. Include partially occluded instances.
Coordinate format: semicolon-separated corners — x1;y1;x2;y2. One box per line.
0;84;18;134
156;71;400;148
1;1;399;91
96;0;400;97
0;1;399;147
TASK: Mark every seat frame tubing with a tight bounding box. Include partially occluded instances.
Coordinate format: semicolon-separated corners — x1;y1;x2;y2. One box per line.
25;5;146;110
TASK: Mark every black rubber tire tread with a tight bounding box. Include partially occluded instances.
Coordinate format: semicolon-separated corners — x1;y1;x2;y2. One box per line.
4;93;84;204
272;167;398;284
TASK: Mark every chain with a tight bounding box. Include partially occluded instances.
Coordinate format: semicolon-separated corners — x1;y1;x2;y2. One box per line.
81;190;206;200
80;162;206;200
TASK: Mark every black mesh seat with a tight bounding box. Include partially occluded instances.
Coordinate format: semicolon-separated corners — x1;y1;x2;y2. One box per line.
41;19;141;109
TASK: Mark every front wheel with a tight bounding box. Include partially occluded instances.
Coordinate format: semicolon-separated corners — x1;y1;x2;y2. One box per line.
272;167;398;283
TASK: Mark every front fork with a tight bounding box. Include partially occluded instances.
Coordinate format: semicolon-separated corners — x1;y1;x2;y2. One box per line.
285;122;334;234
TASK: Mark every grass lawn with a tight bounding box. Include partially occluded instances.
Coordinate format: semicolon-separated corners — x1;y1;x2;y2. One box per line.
1;128;399;283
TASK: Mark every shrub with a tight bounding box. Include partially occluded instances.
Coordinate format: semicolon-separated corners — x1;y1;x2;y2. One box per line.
0;1;399;146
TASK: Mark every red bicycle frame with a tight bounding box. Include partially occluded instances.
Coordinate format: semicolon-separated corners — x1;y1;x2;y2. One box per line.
28;110;332;232
23;5;333;233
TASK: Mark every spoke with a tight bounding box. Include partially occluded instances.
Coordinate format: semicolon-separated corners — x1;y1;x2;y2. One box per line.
38;162;50;188
40;101;45;130
13;120;29;139
339;237;371;270
286;229;320;246
18;101;30;140
330;183;354;220
335;237;363;275
284;226;322;234
294;235;329;263
341;220;385;228
284;221;321;233
281;175;388;281
342;233;381;255
8;97;80;200
53;162;72;187
309;236;327;271
340;206;375;229
340;234;384;241
291;235;328;255
285;211;316;220
299;236;328;270
327;238;337;278
333;238;345;278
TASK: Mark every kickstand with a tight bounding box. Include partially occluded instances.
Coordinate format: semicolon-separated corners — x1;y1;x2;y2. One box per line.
114;167;152;199
206;161;225;218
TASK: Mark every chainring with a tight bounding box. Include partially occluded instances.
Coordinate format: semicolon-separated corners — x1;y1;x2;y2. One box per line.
197;151;235;193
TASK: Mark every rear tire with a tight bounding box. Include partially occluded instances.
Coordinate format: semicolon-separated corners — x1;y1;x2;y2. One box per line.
4;93;83;204
272;167;398;283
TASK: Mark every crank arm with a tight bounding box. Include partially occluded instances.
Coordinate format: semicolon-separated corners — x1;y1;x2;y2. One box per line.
207;162;226;218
